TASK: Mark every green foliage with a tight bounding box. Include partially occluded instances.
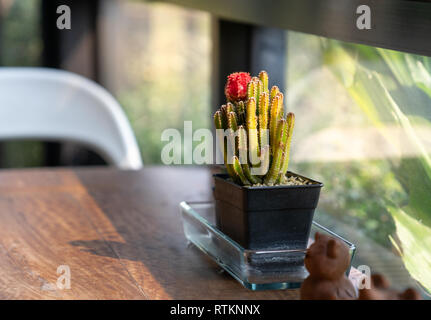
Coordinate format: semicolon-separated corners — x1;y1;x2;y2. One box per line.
214;71;295;186
389;206;431;294
112;3;211;165
1;0;42;66
0;0;44;168
287;31;431;293
292;160;401;248
322;38;431;293
1;141;45;168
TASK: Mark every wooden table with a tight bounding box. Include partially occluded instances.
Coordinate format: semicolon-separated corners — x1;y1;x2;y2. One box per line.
0;166;298;299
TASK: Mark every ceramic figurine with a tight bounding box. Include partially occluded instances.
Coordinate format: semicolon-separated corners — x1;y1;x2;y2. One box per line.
300;232;356;300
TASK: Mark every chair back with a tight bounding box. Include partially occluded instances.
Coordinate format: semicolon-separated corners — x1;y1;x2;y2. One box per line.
0;67;143;169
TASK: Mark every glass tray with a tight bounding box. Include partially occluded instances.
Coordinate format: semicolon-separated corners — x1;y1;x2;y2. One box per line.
180;201;356;291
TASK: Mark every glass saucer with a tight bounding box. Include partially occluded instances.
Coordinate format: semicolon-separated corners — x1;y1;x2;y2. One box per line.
180;201;356;291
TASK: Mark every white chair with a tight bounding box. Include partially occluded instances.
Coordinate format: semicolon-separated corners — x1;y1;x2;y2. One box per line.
0;67;143;169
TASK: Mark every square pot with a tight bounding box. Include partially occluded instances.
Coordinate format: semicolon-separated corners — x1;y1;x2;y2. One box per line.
214;172;323;250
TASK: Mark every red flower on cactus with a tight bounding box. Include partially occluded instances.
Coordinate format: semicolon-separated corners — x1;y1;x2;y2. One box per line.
224;72;251;102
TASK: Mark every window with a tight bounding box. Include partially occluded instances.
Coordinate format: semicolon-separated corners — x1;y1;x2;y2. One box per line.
0;0;41;66
99;0;211;164
0;0;44;168
286;31;431;293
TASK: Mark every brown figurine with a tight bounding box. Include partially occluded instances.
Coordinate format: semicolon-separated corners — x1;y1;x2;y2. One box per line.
300;232;357;300
358;274;422;300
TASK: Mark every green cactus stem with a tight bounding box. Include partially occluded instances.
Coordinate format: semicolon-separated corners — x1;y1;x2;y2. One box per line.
232;156;251;185
259;71;269;93
269;92;284;149
214;110;223;131
242;163;261;184
251;77;263;115
270;85;279;103
255;78;263;111
260;144;270;176
235;100;246;125
277;112;295;183
221;103;235;130
214;111;238;182
227;111;238;132
248;77;262;110
213;111;227;151
227;111;239;160
237;125;248;164
253;144;270;176
219;104;228;128
247;79;257;101
226;102;235;115
258;92;270;149
264;119;288;185
238;126;261;184
246;97;260;165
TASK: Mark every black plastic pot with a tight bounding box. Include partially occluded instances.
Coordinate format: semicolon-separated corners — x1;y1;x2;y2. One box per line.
214;172;323;250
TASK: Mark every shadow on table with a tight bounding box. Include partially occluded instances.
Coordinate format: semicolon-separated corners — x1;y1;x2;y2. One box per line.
69;240;122;258
69;239;218;264
69;167;298;299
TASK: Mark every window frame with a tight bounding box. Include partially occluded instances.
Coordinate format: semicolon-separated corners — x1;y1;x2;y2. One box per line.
155;0;431;58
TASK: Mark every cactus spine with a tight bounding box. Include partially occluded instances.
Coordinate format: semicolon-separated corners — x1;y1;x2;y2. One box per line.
258;92;269;149
214;71;295;186
270;85;279;103
246;97;260;165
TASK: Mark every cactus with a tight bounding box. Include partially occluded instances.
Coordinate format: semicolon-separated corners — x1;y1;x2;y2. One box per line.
214;71;295;186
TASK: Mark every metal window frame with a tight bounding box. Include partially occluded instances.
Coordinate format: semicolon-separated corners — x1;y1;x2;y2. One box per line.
153;0;431;57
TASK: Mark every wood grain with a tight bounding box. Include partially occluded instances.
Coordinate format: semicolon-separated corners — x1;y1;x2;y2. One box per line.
0;167;299;299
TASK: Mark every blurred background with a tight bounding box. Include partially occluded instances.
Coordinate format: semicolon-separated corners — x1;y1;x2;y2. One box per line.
0;0;430;295
0;0;211;166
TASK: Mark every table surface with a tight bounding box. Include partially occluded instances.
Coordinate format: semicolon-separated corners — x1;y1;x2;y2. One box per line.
0;166;299;299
